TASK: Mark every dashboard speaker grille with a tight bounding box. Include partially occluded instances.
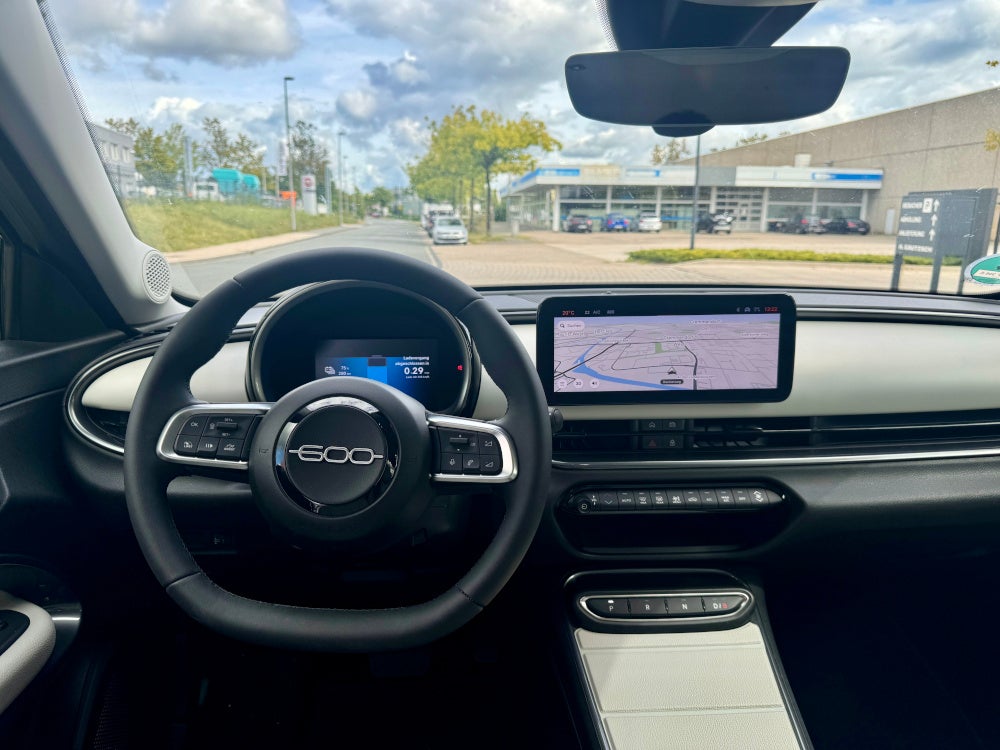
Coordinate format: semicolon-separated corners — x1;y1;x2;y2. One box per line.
141;251;172;303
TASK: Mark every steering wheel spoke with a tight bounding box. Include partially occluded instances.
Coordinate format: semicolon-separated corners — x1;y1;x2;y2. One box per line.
157;402;272;473
427;414;517;485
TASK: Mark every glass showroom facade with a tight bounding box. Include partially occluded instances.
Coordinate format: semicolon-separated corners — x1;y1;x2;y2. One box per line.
502;165;882;232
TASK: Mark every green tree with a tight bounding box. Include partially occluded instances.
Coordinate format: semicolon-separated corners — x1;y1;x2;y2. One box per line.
409;106;560;235
651;139;690;164
468;107;561;235
198;118;265;180
368;186;394;211
291;121;331;196
106;117;186;192
198;117;232;171
407;111;482;228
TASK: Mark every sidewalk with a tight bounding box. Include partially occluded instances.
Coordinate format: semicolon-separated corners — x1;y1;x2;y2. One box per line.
164;225;357;263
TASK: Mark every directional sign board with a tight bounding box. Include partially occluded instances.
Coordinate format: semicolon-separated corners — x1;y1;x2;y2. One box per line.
893;189;998;293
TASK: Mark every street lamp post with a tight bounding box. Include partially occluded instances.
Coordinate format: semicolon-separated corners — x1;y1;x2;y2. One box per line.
283;76;296;232
351;166;358;216
337;130;345;226
689;134;701;250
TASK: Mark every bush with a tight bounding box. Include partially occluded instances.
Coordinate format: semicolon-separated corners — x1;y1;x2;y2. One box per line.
627;248;963;266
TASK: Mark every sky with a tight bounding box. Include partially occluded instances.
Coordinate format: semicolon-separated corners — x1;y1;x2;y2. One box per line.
45;0;1000;191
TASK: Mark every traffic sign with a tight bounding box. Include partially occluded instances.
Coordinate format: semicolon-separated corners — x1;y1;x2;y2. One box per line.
892;189;997;293
965;255;1000;285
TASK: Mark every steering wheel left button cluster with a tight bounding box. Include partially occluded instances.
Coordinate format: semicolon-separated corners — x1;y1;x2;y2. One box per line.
173;415;257;460
160;405;270;468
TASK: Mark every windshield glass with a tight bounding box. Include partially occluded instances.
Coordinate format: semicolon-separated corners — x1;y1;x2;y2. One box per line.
44;0;1000;299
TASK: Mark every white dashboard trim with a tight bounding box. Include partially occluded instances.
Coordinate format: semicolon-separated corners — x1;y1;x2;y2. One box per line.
68;316;1000;466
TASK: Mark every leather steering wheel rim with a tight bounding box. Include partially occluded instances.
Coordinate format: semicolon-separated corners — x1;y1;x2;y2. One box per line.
123;247;550;652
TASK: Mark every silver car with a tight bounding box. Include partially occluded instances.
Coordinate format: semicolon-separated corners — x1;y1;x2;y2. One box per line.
635;211;663;232
431;216;469;245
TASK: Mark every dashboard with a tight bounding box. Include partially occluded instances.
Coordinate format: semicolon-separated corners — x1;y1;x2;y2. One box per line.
62;284;1000;562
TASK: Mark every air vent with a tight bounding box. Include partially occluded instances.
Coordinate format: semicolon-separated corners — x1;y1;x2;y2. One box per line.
553;410;1000;463
81;407;129;446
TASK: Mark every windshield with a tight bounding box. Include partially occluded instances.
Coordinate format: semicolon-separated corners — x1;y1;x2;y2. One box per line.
44;0;1000;299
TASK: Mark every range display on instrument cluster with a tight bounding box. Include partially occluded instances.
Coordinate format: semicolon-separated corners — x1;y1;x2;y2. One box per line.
315;339;438;401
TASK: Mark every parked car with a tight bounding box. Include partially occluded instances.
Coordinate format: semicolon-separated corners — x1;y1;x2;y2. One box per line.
423;209;455;235
803;214;826;234
635;211;663;232
431;216;469;244
775;214;813;234
601;212;631;232
824;217;871;235
563;213;594;232
696;211;734;234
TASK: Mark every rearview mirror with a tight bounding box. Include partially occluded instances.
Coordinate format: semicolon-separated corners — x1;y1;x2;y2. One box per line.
565;46;850;127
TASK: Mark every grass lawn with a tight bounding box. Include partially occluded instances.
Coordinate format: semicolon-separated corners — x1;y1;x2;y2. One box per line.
466;231;535;245
628;248;962;266
125;200;356;253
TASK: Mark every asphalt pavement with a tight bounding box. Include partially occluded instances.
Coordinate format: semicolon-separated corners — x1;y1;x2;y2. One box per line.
170;219;977;298
173;219;435;295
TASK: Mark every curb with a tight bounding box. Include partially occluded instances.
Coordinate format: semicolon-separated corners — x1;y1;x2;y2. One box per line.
164;224;358;263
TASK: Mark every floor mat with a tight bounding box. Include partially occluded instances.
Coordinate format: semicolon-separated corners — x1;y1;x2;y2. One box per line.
767;578;986;750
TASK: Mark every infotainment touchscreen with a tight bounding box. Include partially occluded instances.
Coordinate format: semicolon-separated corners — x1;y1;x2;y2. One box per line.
536;294;795;405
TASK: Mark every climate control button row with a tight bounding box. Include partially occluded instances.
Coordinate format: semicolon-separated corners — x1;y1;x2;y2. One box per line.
566;487;781;514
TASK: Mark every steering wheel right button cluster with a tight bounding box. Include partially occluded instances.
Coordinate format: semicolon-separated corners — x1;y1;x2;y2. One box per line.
428;418;516;483
435;427;502;475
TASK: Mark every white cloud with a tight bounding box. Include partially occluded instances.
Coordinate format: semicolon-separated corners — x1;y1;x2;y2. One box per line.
338;89;379;121
46;0;1000;185
324;0;606;122
49;0;301;67
780;0;1000;125
390;117;426;149
148;96;203;123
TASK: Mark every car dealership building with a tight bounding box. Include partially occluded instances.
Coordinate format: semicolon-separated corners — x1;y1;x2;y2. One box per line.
502;163;882;233
503;87;1000;235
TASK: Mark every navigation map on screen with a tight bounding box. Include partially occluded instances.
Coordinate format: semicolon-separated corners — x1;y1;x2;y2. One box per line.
552;313;780;393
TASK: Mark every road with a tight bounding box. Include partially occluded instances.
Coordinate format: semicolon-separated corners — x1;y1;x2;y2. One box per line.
174;220;435;295
171;219;981;297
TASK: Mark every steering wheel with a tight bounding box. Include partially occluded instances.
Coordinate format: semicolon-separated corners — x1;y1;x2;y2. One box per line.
123;248;550;652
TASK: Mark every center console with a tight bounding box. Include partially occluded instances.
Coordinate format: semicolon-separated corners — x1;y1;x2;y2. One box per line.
537;295;811;748
563;570;812;750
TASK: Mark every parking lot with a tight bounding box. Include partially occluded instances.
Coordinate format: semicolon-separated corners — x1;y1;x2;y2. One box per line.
517;228;897;262
432;228;971;294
